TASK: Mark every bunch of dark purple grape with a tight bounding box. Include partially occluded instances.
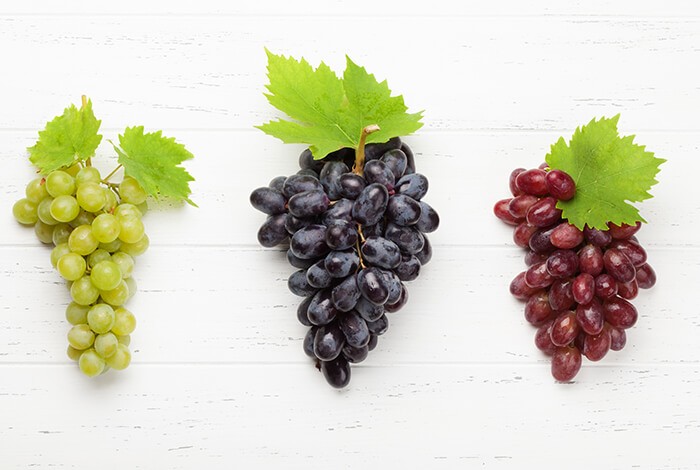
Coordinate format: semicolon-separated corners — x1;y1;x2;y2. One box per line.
494;165;657;381
250;137;439;388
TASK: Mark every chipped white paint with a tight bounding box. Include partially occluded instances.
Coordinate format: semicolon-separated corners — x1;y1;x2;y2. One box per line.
1;2;699;468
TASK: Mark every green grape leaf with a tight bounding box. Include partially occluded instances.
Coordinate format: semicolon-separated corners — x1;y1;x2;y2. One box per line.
112;126;196;206
257;50;423;159
28;98;102;174
545;115;665;230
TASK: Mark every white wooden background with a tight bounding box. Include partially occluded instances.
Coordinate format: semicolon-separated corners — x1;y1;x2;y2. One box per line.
1;1;699;468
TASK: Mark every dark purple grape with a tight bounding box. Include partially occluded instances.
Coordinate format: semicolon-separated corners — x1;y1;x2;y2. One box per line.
603;296;638;329
415;235;432;265
321;198;354;225
594;273;618;299
546;250;579;278
578;244;604;276
550;311;580;347
384;223;425;255
331;275;361;312
551;347;582;381
290;225;329;259
515;169;548;196
298;148;325;172
529;226;556;254
325;220;358;251
282;174;322;198
297;296;314;326
307;289;339;326
548;279;574;311
572;273;595;305
526;197;562;228
395;173;428;200
303;326;318;357
250;187;286;215
583;227;612;247
364;137;402;161
415;201;439;233
338;173;366;199
287;270;317;297
355;297;384;322
603;249;636;283
288;190;330;218
321;355;351;388
269;176;287;192
583;329;611;362
386;194;421;226
306;260;333;288
343;344;369;363
635;263;656;289
381;149;408;180
524;291;553;326
357;267;390;305
385;285;408;313
362;220;385;238
284;214;316;235
367;334;379;351
525;261;554;289
324;250;360;278
366;314;389;335
385;273;402;305
326;147;356;168
545;170;576;201
314;322;345;361
297;169;318;178
320;161;350;200
287;249;316;269
364;160;395;189
395;254;421;282
361;236;401;269
575;299;604;335
400;142;415;174
352;183;389;226
338;310;370;348
257;214;288;247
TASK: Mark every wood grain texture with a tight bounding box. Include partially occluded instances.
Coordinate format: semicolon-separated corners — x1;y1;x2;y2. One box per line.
1;2;699;468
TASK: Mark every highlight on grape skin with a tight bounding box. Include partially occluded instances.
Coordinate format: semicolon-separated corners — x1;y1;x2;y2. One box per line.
495;164;657;382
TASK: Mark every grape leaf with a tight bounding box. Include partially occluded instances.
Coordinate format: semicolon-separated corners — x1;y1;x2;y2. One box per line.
257;50;423;159
28;98;102;174
545;115;665;230
111;127;196;206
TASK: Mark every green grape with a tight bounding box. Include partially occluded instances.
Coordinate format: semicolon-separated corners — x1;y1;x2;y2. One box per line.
79;349;105;377
76;182;106;212
37;198;59;225
25;177;49;204
94;332;118;358
92;213;120;243
34;221;54;244
65;301;90;325
111;252;134;279
100;280;129;307
75;166;101;186
70;210;95;228
68;224;98;255
67;324;95;350
64;164;81;177
51;223;73;245
12;198;38;225
105;344;131;370
87;303;116;334
87;248;111;268
50;243;71;267
118;216;145;244
99;239;122;253
70;275;100;305
112;307;136;336
103;188;118;212
119;176;147;205
125;277;137;299
120;234;149;257
91;260;122;291
116;335;131;346
57;253;87;281
46;170;75;197
50;195;80;223
136;201;148;216
114;203;142;220
67;345;82;361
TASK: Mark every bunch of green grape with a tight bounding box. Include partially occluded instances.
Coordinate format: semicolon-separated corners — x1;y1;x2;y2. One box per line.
12;165;148;377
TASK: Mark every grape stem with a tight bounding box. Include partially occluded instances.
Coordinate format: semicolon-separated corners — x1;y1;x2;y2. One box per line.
355;225;366;270
102;164;123;184
352;124;381;176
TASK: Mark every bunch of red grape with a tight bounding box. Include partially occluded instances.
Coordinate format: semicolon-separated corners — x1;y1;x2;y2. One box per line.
494;165;657;381
250;138;438;388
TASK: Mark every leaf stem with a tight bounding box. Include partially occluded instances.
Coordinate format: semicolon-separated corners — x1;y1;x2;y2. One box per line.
102;164;123;183
81;95;87;109
352;124;381;176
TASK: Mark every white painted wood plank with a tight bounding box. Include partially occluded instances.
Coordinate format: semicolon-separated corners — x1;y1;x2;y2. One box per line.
0;17;698;131
1;364;699;469
0;130;692;246
0;246;693;365
1;0;698;16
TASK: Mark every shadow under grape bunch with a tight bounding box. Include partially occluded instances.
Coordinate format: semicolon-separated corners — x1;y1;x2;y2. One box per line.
250;137;439;388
